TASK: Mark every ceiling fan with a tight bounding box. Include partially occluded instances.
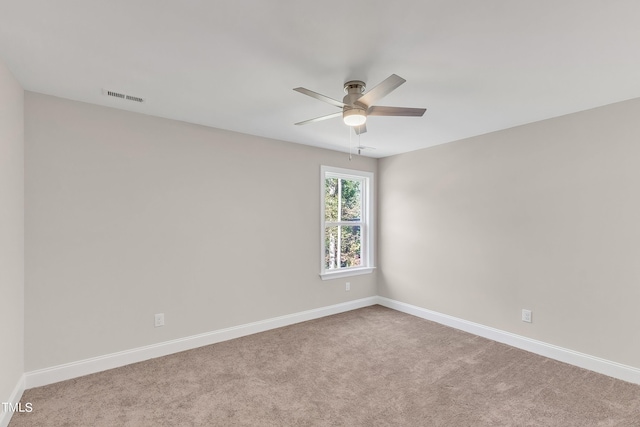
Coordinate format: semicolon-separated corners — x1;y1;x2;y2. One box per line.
293;74;426;134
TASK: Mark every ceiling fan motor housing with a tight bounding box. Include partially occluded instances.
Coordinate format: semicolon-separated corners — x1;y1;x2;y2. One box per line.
343;80;366;104
342;80;367;126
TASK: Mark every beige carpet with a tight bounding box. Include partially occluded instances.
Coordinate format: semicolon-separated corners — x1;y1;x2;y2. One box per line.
10;306;640;426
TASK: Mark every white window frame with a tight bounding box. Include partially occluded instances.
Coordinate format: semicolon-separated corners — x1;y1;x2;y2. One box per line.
320;165;375;280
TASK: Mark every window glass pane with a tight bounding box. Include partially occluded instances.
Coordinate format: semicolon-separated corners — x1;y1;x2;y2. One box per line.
325;178;338;222
340;225;361;268
324;226;339;270
340;179;361;221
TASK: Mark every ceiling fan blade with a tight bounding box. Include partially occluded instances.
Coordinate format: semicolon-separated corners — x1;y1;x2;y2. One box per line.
356;74;406;107
295;111;342;126
293;87;345;108
367;106;426;117
354;123;367;135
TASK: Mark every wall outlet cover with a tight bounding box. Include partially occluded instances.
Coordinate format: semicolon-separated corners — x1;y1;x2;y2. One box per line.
155;313;165;327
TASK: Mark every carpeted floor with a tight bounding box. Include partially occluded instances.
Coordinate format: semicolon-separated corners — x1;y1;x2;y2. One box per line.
10;305;640;426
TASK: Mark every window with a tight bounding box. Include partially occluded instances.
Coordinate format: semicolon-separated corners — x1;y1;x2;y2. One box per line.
320;166;374;280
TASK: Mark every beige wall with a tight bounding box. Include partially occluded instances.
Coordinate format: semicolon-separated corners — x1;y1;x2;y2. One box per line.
21;86;640;375
379;98;640;369
0;61;24;402
24;92;377;371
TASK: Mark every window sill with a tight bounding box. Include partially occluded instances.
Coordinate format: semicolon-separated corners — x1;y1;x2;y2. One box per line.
319;267;376;281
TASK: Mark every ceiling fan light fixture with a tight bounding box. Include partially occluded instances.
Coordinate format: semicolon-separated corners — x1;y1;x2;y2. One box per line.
343;108;367;126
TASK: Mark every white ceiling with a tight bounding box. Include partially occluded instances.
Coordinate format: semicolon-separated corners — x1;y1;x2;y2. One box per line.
2;1;640;158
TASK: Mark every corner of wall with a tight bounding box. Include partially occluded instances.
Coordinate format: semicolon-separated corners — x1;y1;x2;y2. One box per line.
0;58;25;427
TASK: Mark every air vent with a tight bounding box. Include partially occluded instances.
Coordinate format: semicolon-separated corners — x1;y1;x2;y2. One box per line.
102;89;145;103
125;95;144;103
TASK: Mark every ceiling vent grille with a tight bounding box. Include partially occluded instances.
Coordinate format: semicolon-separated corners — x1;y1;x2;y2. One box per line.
102;89;145;103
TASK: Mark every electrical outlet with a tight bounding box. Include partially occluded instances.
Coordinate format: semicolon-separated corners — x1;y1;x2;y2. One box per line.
522;309;532;323
346;282;351;291
154;313;165;327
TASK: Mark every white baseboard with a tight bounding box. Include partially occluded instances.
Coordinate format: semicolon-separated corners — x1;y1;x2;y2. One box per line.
0;374;25;427
25;297;378;389
376;296;640;385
